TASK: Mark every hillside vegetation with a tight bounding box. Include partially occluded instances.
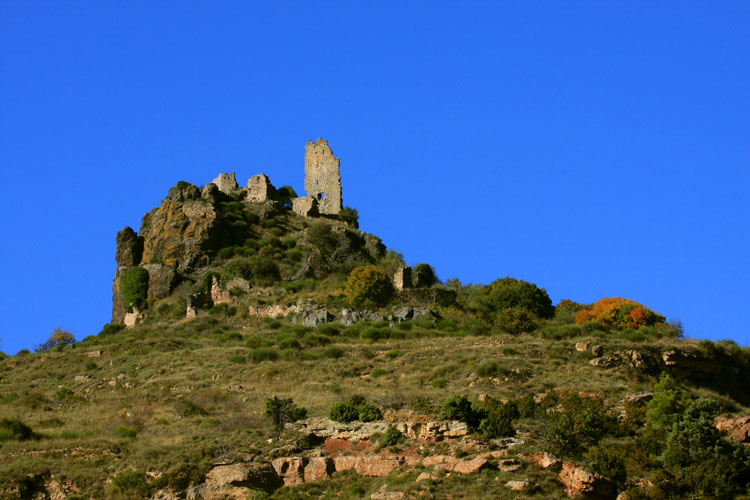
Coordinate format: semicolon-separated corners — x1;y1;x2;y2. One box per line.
1;180;749;500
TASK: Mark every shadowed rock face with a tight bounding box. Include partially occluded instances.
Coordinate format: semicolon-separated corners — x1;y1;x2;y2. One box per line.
304;138;342;215
115;226;143;267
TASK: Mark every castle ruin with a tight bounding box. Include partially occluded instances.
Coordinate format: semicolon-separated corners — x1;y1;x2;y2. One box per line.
303;138;342;215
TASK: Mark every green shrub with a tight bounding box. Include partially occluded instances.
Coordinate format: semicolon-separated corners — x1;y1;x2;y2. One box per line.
0;417;35;441
543;393;614;457
263;396;308;438
345;266;395;309
371;368;388;378
249;348;279;363
380;425;404;447
439;395;486;428
476;361;500;378
173;399;208;417
495;307;537;334
480;277;554;319
479;399;518;438
120;266;149;312
646;373;686;438
228;354;246;364
208;303;237;317
661;398;750;498
514;393;537;418
431;378;447;389
329;395;382;423
540;324;581;339
113;425;138;438
412;263;437;287
322;346;345;359
110;470;148;496
307;223;338;254
339;206;359;228
277;185;298;199
586;443;628;489
99;323;126;337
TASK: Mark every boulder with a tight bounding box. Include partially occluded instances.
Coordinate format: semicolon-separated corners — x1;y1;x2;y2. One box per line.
452;457;490;474
591;344;603;357
392;306;414;321
526;452;562;471
575;341;590;353
201;462;283;499
559;462;613;499
505;480;528;491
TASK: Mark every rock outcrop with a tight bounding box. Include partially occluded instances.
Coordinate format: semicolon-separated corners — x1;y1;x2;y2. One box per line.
201;462;283;499
139;182;220;273
559;462;613;499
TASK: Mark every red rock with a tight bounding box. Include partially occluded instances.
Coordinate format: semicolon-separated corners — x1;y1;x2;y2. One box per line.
453;457;490;475
716;415;750;444
421;455;458;467
303;457;334;482
355;456;400;477
559;462;613;499
271;457;306;486
526;452;562;471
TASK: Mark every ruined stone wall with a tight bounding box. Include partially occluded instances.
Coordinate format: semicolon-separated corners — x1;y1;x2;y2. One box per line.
304;138;342;215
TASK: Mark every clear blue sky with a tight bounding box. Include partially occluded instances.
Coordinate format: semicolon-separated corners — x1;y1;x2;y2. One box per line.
1;1;748;354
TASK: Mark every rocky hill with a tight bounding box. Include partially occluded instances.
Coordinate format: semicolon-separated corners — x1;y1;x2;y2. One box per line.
1;140;750;500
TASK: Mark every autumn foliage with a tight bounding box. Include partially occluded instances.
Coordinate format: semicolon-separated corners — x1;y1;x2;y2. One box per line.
345;265;394;309
575;297;665;329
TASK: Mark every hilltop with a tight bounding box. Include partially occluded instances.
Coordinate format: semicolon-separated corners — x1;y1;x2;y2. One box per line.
1;140;750;500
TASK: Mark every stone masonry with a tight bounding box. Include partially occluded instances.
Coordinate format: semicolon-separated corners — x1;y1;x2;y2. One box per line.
212;172;238;194
292;196;319;217
304;138;342;215
246;173;275;202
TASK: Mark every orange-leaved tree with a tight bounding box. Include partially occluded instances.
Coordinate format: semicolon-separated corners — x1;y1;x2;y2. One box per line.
575;297;665;329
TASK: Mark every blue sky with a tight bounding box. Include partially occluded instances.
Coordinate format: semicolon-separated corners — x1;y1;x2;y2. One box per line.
1;1;748;354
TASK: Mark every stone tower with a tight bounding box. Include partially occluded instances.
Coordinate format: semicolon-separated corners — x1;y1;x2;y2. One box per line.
304;138;342;215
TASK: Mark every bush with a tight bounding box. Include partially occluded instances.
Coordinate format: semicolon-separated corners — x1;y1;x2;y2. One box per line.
345;266;395;309
35;327;76;353
329;395;382;423
339;206;359;228
439;395;486;428
575;297;666;330
120;266;149;312
99;323;126;337
479;399;518;438
307;223;338;254
0;417;35;441
223;256;280;286
543;393;614;457
113;425;138;438
412;263;437;287
263;396;308;438
380;425;404;447
249;348;279;363
514;393;537;418
495;307;537;334
646;373;686;438
110;470;148;497
586;443;628;489
662;398;750;498
540;324;581;339
480;277;554;319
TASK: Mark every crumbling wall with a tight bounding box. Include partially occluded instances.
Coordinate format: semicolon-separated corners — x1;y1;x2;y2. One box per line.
304;138;342;215
212;172;238;194
246;173;275;202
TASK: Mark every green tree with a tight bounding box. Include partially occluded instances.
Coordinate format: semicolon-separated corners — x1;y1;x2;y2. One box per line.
412;263;437;287
646;373;686;438
35;327;76;353
480;277;554;319
263;396;307;438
